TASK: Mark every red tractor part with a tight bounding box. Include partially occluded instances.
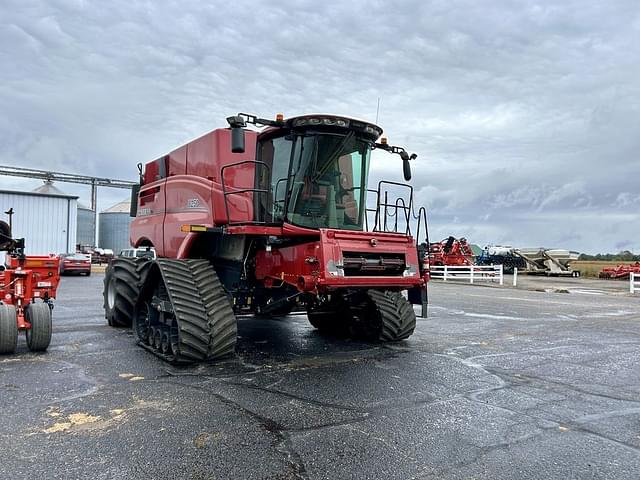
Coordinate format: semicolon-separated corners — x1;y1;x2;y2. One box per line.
0;218;59;354
429;236;475;267
104;112;430;364
599;262;640;279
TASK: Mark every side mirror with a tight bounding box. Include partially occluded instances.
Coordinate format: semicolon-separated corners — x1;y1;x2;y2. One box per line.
130;184;140;217
231;126;245;153
400;151;412;181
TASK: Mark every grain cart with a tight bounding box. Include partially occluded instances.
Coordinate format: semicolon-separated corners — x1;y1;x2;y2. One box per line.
104;113;430;364
0;213;59;354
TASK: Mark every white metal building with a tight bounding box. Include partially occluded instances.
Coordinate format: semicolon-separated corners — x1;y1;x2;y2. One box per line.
0;185;78;256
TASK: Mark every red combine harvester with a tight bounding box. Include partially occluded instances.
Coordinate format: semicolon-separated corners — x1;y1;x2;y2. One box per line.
429;236;475;267
0;211;59;354
599;263;640;279
104;113;430;363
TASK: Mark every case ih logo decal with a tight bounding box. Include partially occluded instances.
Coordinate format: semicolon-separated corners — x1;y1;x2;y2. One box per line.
138;207;152;216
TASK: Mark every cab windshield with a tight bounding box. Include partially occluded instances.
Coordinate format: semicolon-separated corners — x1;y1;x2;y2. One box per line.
258;132;371;230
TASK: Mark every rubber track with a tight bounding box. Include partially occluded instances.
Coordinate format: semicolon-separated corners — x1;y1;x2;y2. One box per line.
141;259;236;363
187;260;237;359
367;290;416;341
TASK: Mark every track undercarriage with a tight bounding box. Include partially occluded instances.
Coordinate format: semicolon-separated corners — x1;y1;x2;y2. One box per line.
104;257;418;364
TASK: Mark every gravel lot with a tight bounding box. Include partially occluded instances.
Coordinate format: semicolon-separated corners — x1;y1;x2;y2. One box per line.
1;274;639;479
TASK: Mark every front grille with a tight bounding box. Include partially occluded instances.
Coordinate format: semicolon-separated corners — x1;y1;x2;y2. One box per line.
341;251;406;276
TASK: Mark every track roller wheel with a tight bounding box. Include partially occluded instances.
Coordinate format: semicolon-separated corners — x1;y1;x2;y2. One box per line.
350;290;416;342
0;304;18;354
26;302;53;351
133;259;237;364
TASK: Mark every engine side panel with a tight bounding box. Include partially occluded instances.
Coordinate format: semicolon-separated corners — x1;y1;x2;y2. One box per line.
131;128;259;255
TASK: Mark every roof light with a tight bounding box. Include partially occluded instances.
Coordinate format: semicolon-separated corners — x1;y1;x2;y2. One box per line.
380;137;388;145
276;113;284;122
292;116;352;128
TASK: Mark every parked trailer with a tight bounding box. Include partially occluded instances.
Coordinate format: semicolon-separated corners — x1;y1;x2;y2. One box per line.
475;245;526;274
515;248;581;277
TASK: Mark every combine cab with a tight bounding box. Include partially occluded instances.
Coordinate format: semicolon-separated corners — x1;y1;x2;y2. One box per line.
104;113;430;363
0;212;59;354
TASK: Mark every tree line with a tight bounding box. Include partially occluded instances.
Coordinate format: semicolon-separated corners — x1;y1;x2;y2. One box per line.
578;251;640;262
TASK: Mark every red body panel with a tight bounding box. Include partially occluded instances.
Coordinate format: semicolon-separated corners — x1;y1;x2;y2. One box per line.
255;229;423;292
131;129;258;254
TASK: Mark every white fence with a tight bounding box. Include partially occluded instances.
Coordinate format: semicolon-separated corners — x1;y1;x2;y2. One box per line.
631;273;640;294
430;265;504;285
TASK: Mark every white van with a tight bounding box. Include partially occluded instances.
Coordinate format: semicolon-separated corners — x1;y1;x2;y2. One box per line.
119;247;157;259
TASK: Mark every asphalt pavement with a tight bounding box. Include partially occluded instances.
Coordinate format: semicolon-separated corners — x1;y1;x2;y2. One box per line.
1;275;639;479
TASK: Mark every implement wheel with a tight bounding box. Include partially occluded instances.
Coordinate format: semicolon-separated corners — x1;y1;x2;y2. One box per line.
0;304;18;354
26;303;52;351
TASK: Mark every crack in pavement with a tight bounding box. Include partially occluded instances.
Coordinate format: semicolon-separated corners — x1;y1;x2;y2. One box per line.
156;379;310;480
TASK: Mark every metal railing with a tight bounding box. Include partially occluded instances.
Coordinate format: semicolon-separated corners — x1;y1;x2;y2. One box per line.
430;265;504;285
221;161;271;225
631;273;640;294
365;181;430;245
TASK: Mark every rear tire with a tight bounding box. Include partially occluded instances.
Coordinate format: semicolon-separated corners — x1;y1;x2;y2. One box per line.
104;258;140;327
26;303;52;351
0;304;18;354
351;290;416;342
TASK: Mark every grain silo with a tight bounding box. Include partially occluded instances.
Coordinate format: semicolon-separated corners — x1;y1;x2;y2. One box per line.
76;203;96;248
99;200;131;254
0;181;78;255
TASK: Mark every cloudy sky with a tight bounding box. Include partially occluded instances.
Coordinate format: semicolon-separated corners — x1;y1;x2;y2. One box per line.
1;0;639;253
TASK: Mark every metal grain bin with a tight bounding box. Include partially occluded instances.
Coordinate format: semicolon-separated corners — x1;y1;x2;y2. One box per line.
77;203;96;248
98;200;131;254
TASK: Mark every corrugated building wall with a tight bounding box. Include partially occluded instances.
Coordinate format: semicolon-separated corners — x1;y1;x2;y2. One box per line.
98;200;131;253
0;188;78;256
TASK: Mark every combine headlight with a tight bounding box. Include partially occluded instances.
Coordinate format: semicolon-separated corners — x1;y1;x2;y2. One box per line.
365;125;382;137
292;116;351;128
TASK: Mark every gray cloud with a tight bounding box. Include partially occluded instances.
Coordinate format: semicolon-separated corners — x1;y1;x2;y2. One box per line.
1;0;639;253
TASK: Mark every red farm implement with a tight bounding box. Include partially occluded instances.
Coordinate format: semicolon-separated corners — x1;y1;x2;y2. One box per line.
0;212;59;354
599;262;640;280
429;236;475;267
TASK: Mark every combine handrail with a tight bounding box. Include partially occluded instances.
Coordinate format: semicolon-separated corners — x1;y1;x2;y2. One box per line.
221;161;271;225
